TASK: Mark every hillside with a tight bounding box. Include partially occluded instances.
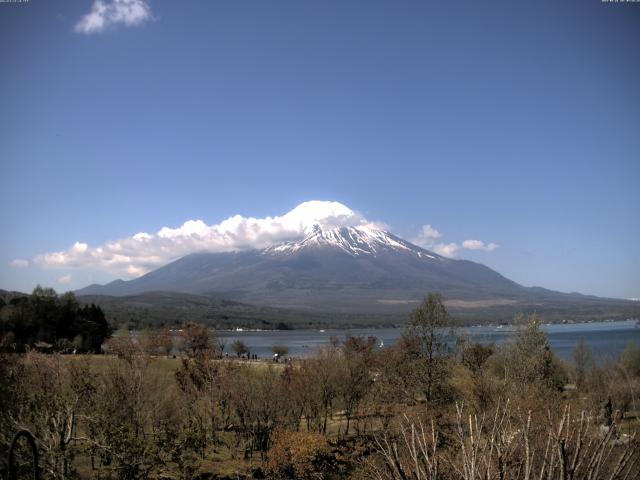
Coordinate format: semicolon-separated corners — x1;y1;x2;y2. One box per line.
75;225;640;325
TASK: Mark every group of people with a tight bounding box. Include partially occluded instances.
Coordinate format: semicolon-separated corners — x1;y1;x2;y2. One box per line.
272;353;293;363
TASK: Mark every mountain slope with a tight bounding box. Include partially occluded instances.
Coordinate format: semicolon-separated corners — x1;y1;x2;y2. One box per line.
76;225;639;319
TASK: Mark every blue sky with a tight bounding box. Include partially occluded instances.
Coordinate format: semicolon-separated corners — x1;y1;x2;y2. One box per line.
1;0;638;299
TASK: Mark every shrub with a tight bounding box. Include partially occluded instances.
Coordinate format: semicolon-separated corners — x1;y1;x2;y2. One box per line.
264;429;332;479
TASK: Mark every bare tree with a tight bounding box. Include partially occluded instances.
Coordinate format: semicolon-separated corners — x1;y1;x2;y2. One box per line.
369;414;440;480
572;338;593;391
370;401;640;480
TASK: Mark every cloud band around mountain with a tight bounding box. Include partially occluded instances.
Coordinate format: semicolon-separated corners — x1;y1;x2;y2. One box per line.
33;201;498;277
34;201;381;277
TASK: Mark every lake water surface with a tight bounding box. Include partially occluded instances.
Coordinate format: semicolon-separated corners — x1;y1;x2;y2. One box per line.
219;320;640;361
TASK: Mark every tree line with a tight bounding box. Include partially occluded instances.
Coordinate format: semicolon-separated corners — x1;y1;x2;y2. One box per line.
0;286;111;353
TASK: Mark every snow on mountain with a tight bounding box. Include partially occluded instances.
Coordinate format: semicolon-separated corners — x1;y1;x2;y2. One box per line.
74;221;640;323
265;224;438;259
280;201;358;229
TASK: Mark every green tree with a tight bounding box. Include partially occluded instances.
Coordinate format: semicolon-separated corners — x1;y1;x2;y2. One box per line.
403;293;455;404
0;288;110;353
30;285;60;343
232;339;250;358
506;314;567;396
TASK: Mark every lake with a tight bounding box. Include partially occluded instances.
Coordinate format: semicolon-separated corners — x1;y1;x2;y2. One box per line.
218;319;640;361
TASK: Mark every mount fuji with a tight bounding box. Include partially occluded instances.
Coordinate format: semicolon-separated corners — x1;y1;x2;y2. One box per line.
76;224;639;322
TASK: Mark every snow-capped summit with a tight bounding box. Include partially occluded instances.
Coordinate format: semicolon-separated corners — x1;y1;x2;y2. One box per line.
265;224;437;259
280;201;357;230
75;219;637;324
75;202;640;322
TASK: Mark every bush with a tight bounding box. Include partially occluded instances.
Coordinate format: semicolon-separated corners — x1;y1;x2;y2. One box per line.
264;429;332;479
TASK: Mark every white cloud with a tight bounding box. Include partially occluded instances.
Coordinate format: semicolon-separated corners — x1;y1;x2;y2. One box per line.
412;224;442;247
58;274;72;285
9;259;29;268
462;239;499;252
433;243;460;258
34;201;383;278
75;0;152;34
413;224;498;257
